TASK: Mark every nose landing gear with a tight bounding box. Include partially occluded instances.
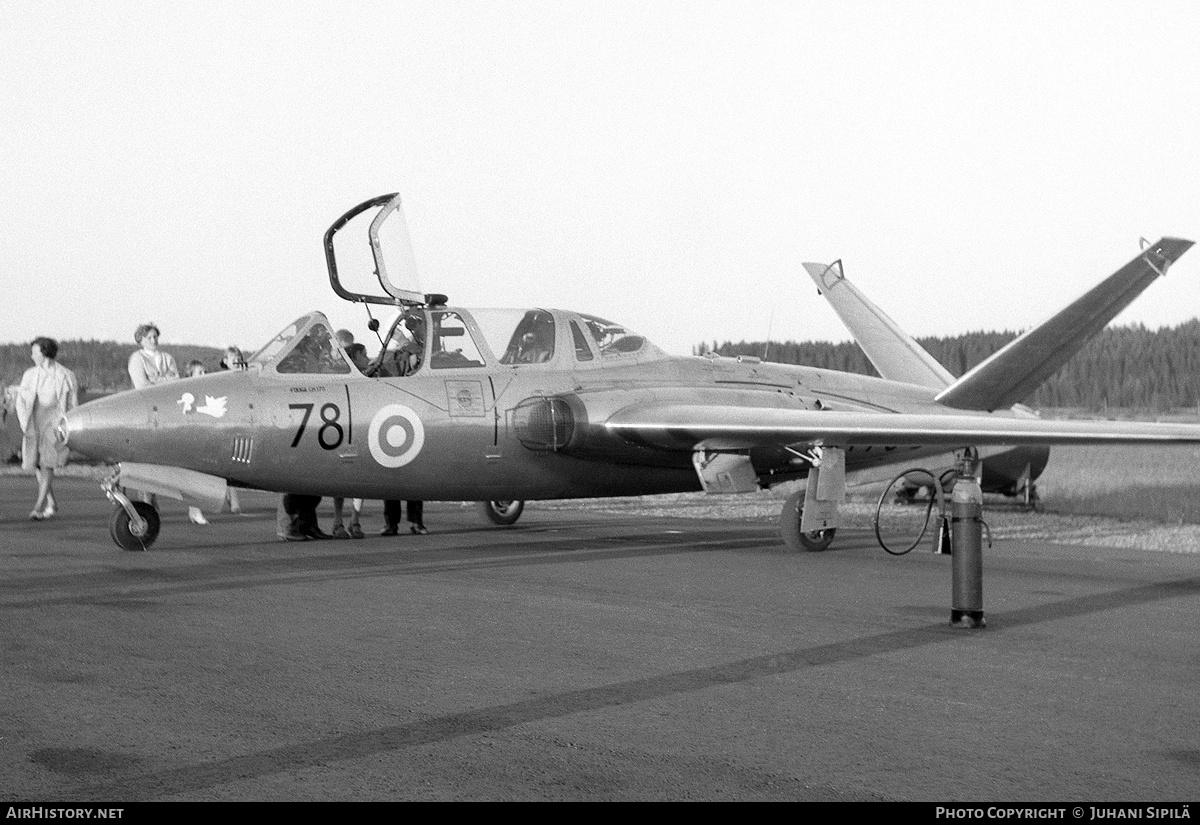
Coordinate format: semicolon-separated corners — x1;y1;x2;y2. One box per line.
103;472;160;551
109;501;160;552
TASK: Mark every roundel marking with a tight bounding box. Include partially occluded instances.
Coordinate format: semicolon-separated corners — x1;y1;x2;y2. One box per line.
368;404;426;468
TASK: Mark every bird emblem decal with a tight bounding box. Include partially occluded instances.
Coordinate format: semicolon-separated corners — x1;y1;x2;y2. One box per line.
177;393;228;419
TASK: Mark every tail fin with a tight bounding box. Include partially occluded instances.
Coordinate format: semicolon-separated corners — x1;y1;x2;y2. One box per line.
802;260;955;389
935;237;1193;411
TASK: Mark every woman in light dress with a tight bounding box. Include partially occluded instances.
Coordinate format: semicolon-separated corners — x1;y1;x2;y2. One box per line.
16;337;78;520
127;322;179;389
125;323;210;524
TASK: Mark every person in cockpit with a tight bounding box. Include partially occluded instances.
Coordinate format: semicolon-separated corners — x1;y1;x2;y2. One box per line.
346;343;369;372
514;331;550;363
396;314;425;375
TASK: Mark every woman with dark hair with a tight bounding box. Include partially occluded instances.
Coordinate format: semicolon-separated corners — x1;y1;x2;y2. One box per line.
127;322;179;388
16;337;79;520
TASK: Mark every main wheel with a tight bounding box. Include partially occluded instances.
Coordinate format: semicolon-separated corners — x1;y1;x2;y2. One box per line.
109;502;160;551
779;489;836;552
476;500;524;526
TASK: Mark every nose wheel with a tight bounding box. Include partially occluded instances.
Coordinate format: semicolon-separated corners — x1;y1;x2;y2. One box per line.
109;501;161;552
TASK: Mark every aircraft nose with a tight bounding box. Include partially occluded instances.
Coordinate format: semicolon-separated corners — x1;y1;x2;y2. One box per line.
62;395;140;464
55;414;70;449
61;404;94;458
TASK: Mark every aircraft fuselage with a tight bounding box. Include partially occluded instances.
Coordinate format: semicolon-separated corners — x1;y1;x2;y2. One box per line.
63;329;1032;502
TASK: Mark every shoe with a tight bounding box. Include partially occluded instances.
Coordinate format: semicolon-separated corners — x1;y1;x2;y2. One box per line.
302;526;332;540
41;504;56;519
379;525;399;537
349;524;364;539
29;510;44;521
409;523;429;535
278;528;309;542
331;524;351;539
189;510;209;525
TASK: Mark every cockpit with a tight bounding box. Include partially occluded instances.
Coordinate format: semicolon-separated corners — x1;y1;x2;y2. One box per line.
247;313;354;375
248;307;662;376
305;193;665;377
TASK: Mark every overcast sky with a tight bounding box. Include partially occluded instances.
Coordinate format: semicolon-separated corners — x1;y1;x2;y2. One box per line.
3;1;1199;358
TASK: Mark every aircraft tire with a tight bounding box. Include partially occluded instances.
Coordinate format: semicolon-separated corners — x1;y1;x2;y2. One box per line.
477;500;524;526
109;502;160;552
779;489;836;552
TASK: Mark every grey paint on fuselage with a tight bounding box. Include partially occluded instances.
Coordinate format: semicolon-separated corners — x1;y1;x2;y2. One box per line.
65;307;1022;503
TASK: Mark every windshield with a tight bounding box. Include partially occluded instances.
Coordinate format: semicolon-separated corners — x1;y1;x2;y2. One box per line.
247;317;307;366
246;313;353;374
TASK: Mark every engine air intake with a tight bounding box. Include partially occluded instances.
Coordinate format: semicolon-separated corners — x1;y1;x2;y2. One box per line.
513;397;575;451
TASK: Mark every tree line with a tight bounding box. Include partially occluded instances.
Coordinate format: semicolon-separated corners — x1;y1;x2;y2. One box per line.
697;319;1200;411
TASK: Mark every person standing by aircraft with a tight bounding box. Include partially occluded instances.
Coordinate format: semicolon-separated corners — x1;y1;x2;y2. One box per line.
17;337;78;521
216;346;246;515
331;331;368;538
380;500;428;535
379;314;428;536
127;323;179;388
277;494;329;541
182;361;210;524
127;323;192;516
219;346;246;371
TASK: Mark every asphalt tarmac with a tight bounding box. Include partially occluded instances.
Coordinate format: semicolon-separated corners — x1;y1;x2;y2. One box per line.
1;476;1197;802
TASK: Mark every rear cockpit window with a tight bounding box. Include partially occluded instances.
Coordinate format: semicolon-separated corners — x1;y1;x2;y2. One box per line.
503;310;556;364
470;308;557;366
579;314;645;358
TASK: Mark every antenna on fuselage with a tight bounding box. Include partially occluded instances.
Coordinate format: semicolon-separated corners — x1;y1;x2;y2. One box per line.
763;305;775;361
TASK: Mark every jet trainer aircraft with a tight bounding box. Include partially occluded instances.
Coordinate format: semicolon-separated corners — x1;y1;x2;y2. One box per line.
62;195;1200;575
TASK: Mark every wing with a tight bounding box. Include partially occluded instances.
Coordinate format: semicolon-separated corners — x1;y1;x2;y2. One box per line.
935;237;1193;411
605;403;1200;451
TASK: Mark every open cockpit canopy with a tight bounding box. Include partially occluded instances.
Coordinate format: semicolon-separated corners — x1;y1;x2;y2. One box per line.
322;193;664;372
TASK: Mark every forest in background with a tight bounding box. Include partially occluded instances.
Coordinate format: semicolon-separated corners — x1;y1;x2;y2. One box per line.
702;319;1200;412
3;319;1200;410
1;341;226;393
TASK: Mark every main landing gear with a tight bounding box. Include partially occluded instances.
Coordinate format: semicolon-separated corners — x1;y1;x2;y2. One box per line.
780;450;991;629
476;500;525;526
779;489;836;552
